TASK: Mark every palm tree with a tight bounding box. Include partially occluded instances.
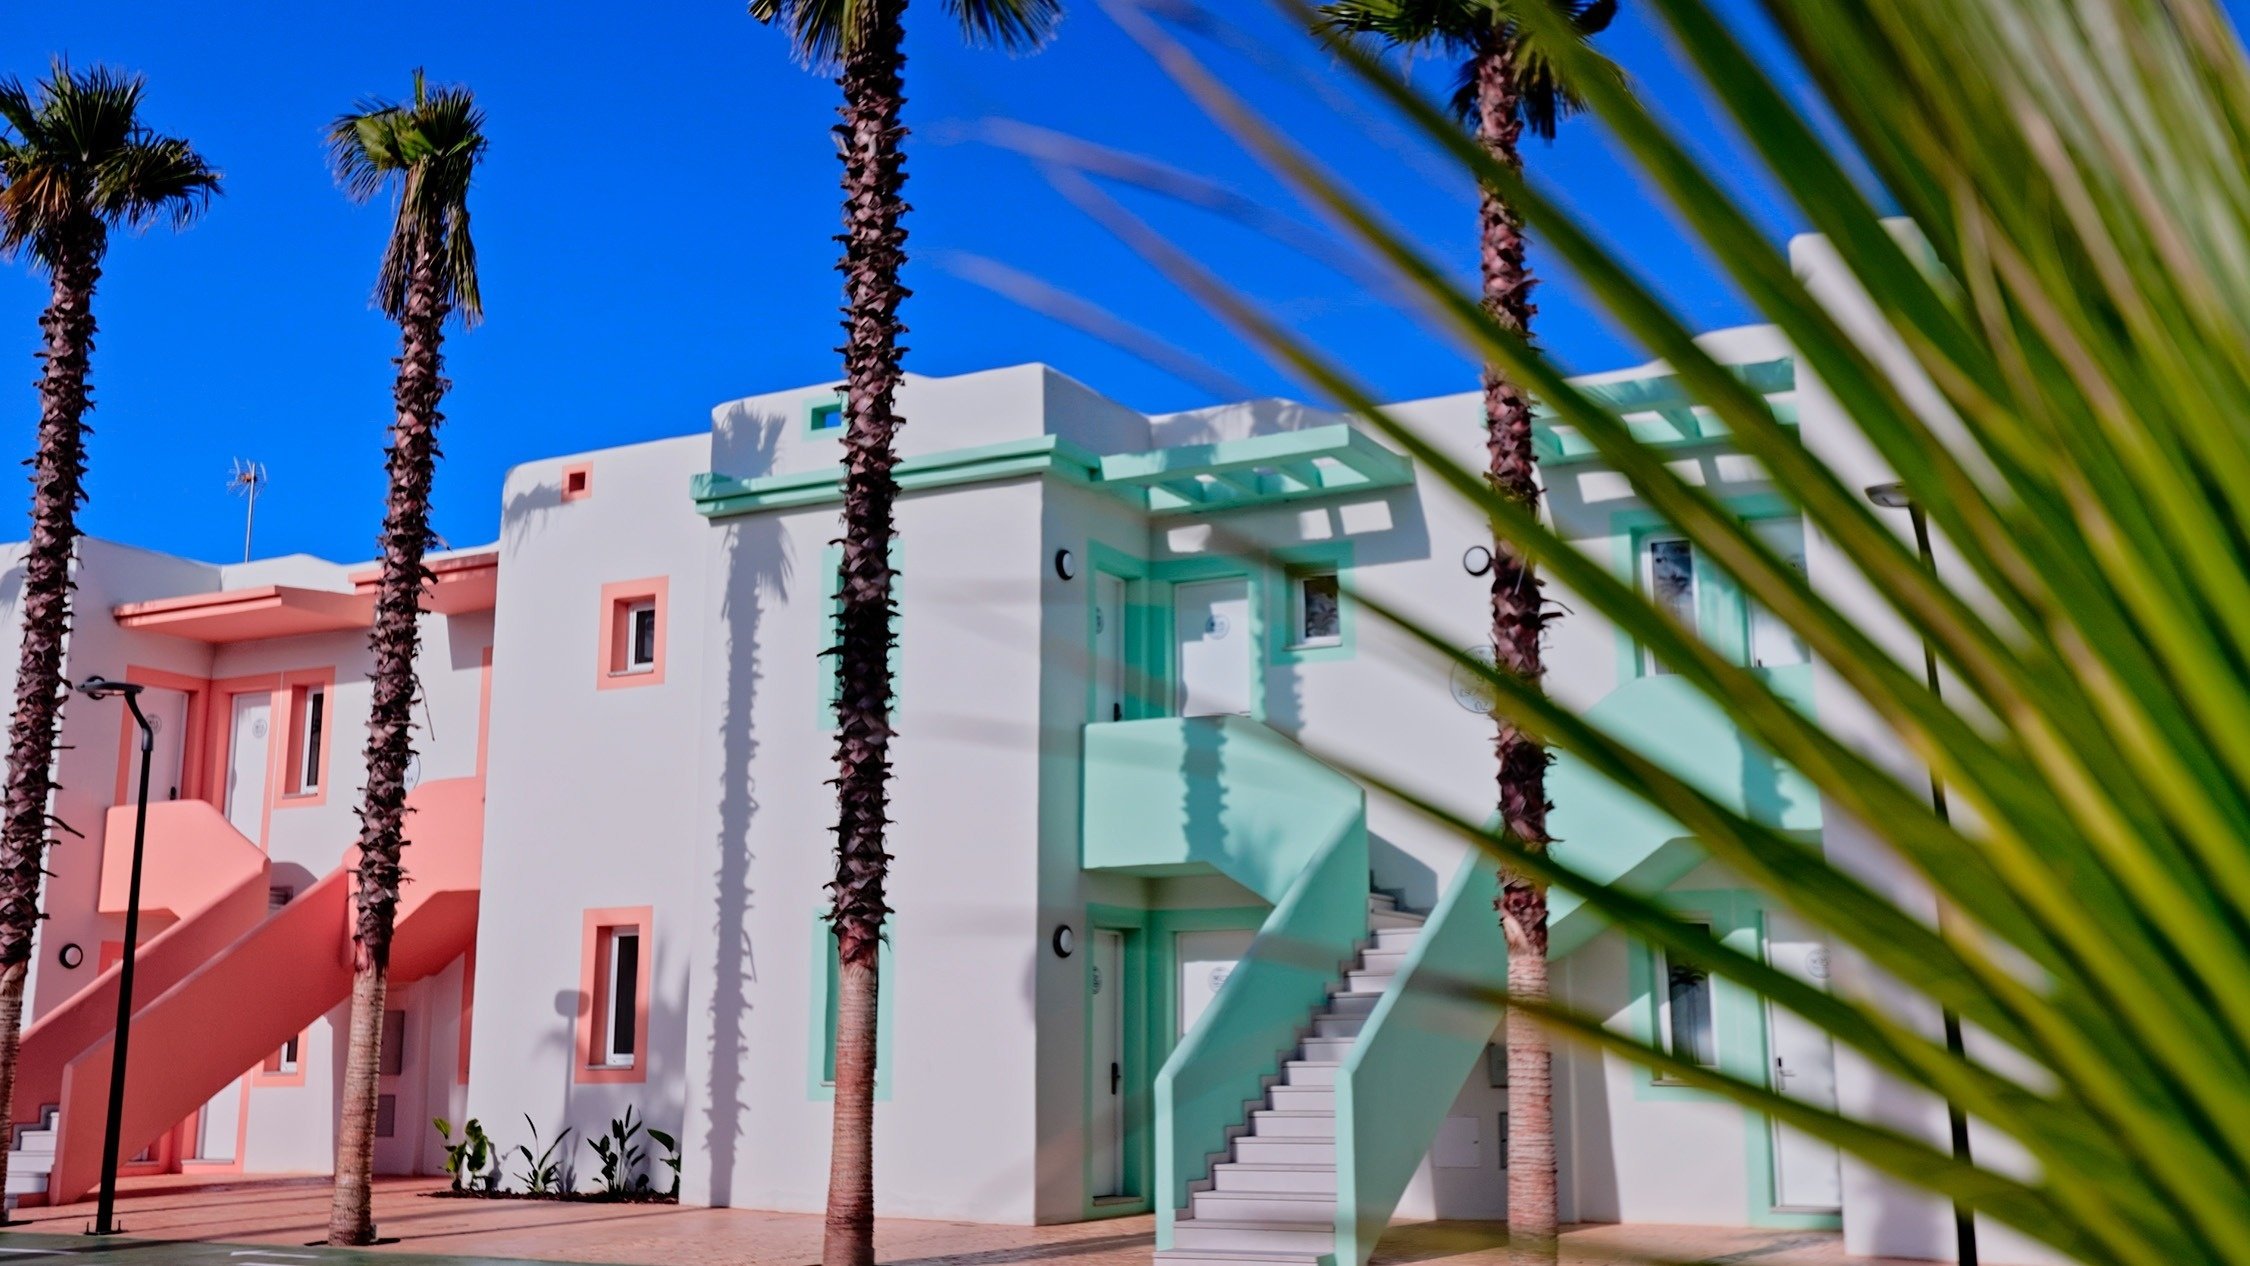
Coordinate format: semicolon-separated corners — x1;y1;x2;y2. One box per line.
0;60;216;1206
1312;3;1612;1261
745;3;1058;1262
322;70;485;1246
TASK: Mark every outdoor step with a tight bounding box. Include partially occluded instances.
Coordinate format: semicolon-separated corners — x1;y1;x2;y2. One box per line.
1231;1136;1336;1165
1371;927;1422;951
1367;892;1398;911
1300;1037;1355;1061
1171;1220;1337;1255
14;1131;54;1156
1368;909;1425;931
1281;1060;1338;1087
1266;1085;1334;1113
1153;1250;1323;1266
1324;992;1379;1017
3;1169;45;1197
1312;1014;1366;1038
1343;970;1396;995
1191;1190;1335;1224
1212;1162;1338;1195
1249;1110;1333;1139
1358;947;1410;974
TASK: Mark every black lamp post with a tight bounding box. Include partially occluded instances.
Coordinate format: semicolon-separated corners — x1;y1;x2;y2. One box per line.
1864;482;1979;1266
76;676;149;1238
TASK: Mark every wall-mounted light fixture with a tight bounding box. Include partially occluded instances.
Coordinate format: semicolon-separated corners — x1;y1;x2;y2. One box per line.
1462;545;1494;577
1054;549;1077;581
57;943;82;970
1052;924;1076;958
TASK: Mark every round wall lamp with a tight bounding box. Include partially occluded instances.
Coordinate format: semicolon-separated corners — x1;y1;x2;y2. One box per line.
1054;549;1077;581
56;943;83;970
1462;545;1495;577
1052;924;1076;958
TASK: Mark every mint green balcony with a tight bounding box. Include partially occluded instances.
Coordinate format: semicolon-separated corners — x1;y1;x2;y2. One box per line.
1081;716;1369;1249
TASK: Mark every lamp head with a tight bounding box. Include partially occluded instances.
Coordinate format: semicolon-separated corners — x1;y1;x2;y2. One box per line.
1864;481;1914;510
77;677;143;700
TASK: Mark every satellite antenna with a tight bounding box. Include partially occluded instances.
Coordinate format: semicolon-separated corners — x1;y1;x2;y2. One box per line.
227;459;268;562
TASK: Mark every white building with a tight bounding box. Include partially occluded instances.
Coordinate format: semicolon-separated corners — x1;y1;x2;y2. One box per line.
0;237;1999;1263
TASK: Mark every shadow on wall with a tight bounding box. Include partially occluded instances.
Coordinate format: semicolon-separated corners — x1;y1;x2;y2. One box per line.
702;406;792;1202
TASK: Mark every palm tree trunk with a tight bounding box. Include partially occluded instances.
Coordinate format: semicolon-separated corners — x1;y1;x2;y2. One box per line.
328;238;448;1247
824;4;908;1264
0;231;102;1214
1472;28;1559;1266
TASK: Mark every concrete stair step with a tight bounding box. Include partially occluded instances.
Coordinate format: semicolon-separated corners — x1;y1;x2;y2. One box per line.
1190;1190;1335;1224
1212;1162;1338;1195
1281;1060;1337;1087
1266;1085;1333;1113
1154;1250;1323;1266
1311;1014;1365;1038
14;1131;54;1157
1324;992;1379;1017
1300;1036;1355;1061
1359;947;1410;973
1367;892;1399;911
1231;1137;1336;1165
1343;970;1395;994
1249;1110;1333;1139
1371;927;1422;951
1171;1220;1336;1255
1368;908;1425;930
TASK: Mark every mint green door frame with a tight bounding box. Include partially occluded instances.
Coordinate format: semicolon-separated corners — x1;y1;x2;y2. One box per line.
1083;905;1155;1219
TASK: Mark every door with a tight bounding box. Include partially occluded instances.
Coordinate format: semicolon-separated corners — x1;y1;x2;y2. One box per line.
1765;910;1844;1211
1176;928;1256;1041
1093;573;1128;724
1174;579;1251;718
138;686;190;802
1089;929;1129;1199
223;692;272;844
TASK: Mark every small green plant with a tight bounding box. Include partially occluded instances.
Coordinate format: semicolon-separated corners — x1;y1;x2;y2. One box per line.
513;1114;571;1195
586;1105;649;1195
648;1126;681;1199
434;1117;499;1193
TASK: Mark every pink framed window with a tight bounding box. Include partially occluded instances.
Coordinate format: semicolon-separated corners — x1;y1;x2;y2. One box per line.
597;578;667;689
575;906;652;1084
561;462;593;503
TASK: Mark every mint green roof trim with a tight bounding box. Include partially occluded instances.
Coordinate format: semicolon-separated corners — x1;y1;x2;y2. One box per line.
1534;356;1797;465
692;426;1416;520
1097;424;1413;515
690;434;1103;518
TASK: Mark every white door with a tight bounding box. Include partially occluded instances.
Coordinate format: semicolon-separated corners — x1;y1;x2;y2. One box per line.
1089;929;1128;1198
1094;573;1128;724
194;1081;240;1162
1765;910;1844;1211
1174;579;1251;718
223;692;271;844
136;687;190;802
1176;929;1256;1040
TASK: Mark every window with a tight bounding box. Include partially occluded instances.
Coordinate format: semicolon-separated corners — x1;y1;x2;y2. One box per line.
1656;923;1719;1080
576;907;652;1083
561;462;593;502
1643;537;1697;675
374;1093;397;1139
277;675;334;802
815;920;893;1097
1747;519;1810;669
598;580;668;689
380;1010;406;1077
601;929;641;1067
291;687;324;792
263;1034;300;1076
1291;571;1342;648
807;394;845;435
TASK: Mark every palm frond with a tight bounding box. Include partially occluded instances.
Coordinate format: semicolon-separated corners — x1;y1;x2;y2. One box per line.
947;0;1064;49
0;59;216;270
328;71;486;326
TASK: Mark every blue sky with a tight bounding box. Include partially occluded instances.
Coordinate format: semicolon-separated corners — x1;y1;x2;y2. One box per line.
2;2;1805;563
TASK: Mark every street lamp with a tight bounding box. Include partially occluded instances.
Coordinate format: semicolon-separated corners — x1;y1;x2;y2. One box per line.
76;677;150;1238
1863;483;1979;1266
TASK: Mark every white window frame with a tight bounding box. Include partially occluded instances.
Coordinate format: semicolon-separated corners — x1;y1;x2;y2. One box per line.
622;601;658;674
602;929;640;1068
297;686;325;791
1289;570;1343;650
1653;920;1720;1083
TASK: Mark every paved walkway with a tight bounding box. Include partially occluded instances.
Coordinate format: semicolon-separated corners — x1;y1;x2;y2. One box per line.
0;1176;1917;1266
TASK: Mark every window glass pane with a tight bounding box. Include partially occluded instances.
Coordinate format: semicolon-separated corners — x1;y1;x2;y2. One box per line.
1645;539;1696;674
1663;926;1718;1069
375;1093;397;1138
610;932;640;1060
379;1009;405;1076
1749;519;1811;668
1298;572;1341;643
630;605;657;667
302;690;324;788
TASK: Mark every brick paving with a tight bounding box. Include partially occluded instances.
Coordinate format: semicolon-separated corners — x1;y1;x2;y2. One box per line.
0;1175;1920;1266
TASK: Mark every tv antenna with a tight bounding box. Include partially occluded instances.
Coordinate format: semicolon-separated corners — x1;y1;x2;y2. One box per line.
227;460;268;562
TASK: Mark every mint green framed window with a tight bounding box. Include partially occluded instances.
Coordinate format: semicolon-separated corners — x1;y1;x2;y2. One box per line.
1612;498;1805;679
1087;542;1165;724
808;913;894;1101
820;542;902;729
804;390;845;438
